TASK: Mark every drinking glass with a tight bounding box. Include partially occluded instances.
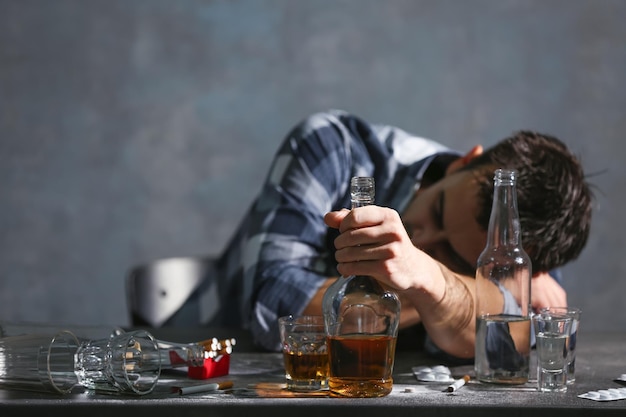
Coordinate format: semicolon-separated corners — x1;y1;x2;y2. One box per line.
0;330;80;394
278;315;328;391
539;307;581;384
75;329;161;394
532;311;572;392
0;329;161;395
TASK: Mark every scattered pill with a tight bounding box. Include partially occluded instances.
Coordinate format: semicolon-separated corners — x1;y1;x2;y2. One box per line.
417;372;436;381
435;373;452;382
432;365;450;374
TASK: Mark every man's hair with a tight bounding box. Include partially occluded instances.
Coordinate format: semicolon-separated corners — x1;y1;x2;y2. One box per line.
463;131;593;272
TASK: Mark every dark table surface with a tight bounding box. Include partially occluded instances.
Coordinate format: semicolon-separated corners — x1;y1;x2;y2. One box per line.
1;328;625;417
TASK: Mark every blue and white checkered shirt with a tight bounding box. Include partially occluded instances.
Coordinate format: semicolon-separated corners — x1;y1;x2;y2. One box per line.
216;109;456;351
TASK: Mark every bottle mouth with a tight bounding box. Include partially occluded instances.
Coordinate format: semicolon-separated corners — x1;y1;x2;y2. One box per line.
493;169;517;185
350;177;375;196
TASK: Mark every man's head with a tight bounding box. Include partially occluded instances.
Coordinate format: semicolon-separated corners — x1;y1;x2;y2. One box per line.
463;131;593;272
402;131;592;275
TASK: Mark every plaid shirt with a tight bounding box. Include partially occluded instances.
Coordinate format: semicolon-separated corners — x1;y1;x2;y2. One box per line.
216;109;455;351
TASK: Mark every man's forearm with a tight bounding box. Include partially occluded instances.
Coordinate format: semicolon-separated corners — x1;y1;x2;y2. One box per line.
404;264;476;359
301;277;335;316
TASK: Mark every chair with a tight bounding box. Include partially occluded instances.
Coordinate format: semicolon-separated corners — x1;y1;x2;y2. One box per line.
126;256;222;328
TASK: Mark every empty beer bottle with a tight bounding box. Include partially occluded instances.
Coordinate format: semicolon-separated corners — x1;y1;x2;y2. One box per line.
474;169;532;384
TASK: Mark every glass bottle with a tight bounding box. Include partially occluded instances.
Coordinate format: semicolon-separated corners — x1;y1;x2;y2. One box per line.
474;169;532;384
322;176;401;398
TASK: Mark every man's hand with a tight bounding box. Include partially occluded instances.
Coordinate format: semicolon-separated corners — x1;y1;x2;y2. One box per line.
323;206;439;293
324;206;476;358
531;272;567;312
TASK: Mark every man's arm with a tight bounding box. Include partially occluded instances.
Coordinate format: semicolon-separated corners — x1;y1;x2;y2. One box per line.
323;206;489;359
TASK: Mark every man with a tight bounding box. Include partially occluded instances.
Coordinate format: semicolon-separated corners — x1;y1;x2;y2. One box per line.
215;109;592;359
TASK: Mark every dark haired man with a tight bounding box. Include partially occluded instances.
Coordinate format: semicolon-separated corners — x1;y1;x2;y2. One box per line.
215;109;592;359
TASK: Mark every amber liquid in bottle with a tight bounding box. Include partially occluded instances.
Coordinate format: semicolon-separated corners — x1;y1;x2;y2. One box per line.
322;177;400;398
327;334;396;397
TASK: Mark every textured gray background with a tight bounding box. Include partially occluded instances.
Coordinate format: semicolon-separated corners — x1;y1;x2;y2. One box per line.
1;0;624;331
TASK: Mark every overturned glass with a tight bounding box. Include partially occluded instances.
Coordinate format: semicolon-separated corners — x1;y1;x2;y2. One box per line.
0;329;161;395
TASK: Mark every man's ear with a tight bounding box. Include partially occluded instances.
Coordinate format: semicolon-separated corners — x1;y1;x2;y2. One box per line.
445;145;484;174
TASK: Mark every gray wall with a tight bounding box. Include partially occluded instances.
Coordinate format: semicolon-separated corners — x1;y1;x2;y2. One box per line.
1;0;625;331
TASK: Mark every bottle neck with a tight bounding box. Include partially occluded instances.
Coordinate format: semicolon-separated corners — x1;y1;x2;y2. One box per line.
486;172;522;248
156;340;206;368
352;197;374;208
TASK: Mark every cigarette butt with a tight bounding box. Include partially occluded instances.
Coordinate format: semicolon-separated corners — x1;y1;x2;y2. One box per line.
174;380;234;395
446;375;470;392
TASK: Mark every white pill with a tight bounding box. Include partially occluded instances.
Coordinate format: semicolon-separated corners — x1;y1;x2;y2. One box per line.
432;365;451;374
585;391;600;399
418;372;436;381
435;373;452;381
597;390;614;400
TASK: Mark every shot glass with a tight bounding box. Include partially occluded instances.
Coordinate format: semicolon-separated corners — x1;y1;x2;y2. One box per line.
278;315;329;391
532;311;572;392
0;329;161;395
540;307;581;384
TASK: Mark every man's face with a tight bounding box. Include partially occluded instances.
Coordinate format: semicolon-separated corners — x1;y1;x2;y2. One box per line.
401;170;487;275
